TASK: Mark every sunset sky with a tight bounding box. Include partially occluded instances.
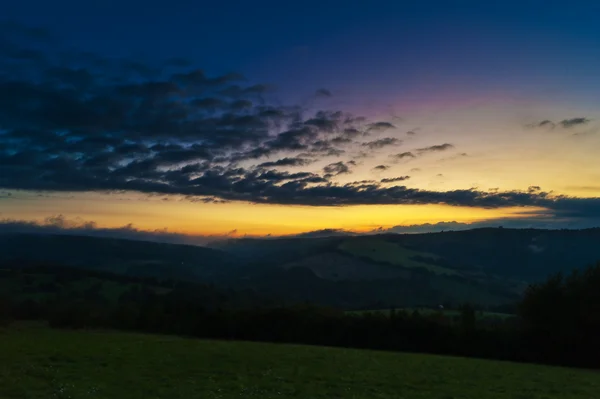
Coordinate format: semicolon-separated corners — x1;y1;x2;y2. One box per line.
1;0;600;239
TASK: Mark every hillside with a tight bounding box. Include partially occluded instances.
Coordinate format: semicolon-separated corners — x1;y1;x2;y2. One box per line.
220;228;600;281
3;228;600;309
2;324;598;399
0;233;240;282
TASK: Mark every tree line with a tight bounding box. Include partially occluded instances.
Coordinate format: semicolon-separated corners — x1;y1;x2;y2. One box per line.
1;262;599;368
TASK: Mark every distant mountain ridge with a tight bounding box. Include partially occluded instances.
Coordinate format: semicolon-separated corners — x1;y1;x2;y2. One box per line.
218;227;600;280
0;233;239;282
2;228;600;309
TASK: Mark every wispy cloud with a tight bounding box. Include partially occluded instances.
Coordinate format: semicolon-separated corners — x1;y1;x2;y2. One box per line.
527;117;592;130
559;117;591;128
323;161;352;176
361;137;402;149
390;151;416;160
416;143;454;154
258;157;314;168
380;176;410;183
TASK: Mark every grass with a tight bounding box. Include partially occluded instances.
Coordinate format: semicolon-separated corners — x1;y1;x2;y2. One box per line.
337;238;459;276
1;324;599;398
347;308;515;320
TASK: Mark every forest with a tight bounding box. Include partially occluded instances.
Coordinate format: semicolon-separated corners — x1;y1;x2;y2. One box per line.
2;261;599;369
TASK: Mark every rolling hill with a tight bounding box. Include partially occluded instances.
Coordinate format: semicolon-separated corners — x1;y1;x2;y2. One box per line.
0;233;240;282
3;227;600;309
219;227;600;282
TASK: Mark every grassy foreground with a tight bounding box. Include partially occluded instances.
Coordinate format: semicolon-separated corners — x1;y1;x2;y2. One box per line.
1;324;598;399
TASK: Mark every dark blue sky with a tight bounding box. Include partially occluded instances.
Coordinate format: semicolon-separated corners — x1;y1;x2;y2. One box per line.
2;0;600;234
4;0;600;105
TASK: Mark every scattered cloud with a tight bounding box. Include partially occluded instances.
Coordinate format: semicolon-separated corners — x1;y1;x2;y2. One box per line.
559;117;591;129
0;215;221;246
258;157;314;168
373;165;389;171
367;122;395;132
390;152;416;161
1;24;599;227
3;213;599;247
347;180;377;185
288;228;354;238
380;176;410;183
378;215;600;234
439;152;468;162
529;120;556;129
361;137;402;150
527;117;591;130
416;143;454;154
323;161;352;176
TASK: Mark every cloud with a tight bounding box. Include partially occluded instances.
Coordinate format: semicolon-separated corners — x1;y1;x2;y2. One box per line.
258;157;314;168
315;88;332;97
559;117;591;129
390;145;453;162
381;176;410;183
347;180;377;185
373;165;389;171
416;143;454;154
378;214;600;234
1;24;600;226
528;117;591;130
529;120;556;129
323;161;352;176
0;215;222;246
288;228;354;238
3;213;597;248
439;152;468;162
390;151;416;160
361;137;402;150
0;30;380;196
367;122;395;132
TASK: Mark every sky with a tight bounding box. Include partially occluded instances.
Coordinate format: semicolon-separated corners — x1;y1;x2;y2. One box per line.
1;0;600;239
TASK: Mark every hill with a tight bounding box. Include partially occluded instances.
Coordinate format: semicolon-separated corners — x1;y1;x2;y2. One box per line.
3;228;600;309
219;228;600;281
2;324;598;399
0;233;240;282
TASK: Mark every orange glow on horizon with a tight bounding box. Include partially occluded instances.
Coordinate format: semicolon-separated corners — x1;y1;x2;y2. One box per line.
1;190;548;237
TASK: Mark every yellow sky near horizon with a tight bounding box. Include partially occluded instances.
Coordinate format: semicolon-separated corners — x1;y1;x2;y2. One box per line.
2;190;548;236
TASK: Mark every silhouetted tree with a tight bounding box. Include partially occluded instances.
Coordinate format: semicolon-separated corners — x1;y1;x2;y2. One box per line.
520;263;600;367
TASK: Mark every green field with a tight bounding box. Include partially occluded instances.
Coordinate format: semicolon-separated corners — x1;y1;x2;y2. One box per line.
337;239;459;276
347;308;515;320
1;324;598;398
